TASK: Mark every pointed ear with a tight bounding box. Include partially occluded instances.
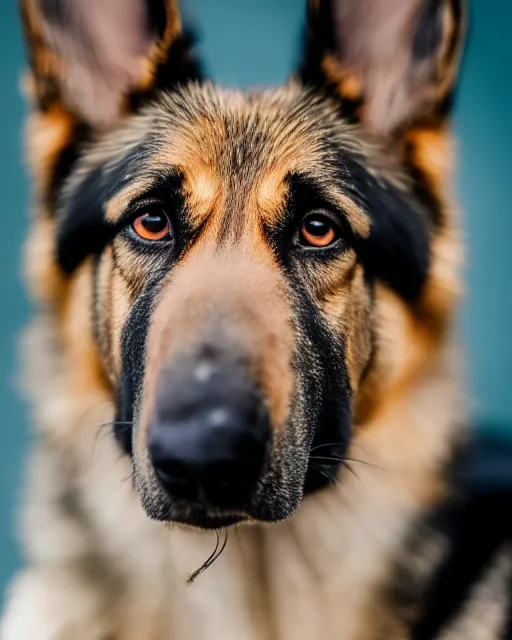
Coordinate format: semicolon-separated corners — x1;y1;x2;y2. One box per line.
21;0;201;129
300;0;466;136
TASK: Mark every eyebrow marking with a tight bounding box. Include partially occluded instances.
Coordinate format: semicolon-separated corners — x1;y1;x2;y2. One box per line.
182;162;222;228
323;188;371;238
256;169;290;226
106;179;157;223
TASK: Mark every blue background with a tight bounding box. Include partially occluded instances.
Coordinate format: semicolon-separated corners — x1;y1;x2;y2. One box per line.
1;0;511;591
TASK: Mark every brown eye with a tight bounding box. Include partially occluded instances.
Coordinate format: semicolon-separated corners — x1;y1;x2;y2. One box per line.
299;213;338;248
132;212;171;241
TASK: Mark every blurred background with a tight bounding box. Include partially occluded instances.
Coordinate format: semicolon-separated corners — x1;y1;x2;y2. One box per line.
0;0;510;592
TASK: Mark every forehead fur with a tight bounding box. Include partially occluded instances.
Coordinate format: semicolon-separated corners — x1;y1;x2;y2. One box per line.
69;80;403;220
57;81;431;302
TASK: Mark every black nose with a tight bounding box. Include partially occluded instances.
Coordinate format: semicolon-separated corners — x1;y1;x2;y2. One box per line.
148;353;271;509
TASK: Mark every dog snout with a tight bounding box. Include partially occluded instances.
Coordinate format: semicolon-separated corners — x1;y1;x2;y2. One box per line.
148;349;272;509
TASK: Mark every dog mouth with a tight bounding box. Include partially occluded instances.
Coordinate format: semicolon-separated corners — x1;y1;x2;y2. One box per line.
133;440;343;529
162;470;340;529
160;501;249;529
149;462;257;528
127;333;347;528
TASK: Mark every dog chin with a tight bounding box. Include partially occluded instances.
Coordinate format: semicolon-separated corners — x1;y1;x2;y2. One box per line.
162;494;302;529
138;491;297;529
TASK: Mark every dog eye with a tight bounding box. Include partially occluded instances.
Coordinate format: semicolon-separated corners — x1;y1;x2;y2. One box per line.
298;213;339;248
132;212;172;241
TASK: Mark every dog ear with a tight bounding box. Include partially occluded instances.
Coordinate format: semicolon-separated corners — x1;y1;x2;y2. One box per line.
21;0;201;129
300;0;466;136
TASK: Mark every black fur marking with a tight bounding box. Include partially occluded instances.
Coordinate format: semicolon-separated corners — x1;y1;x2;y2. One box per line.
113;196;194;457
128;31;203;112
116;278;164;455
413;0;445;61
298;0;362;124
279;164;431;302
154;31;203;90
292;286;352;494
57;146;184;272
145;0;168;39
39;0;67;25
47;122;91;214
57;142;152;271
299;0;337;89
503;583;512;640
344;159;431;302
411;493;512;639
435;90;456;119
384;434;512;640
445;0;464;68
57;163;115;273
269;178;353;492
391;433;512;640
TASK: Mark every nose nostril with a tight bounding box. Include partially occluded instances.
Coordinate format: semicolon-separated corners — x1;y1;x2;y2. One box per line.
155;459;189;483
153;456;255;507
153;458;200;502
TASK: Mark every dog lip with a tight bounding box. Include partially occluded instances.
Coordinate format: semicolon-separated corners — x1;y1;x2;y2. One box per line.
167;507;248;529
158;494;251;529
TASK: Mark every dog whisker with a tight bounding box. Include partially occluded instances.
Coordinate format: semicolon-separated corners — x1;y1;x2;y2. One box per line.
316;467;341;487
309;455;386;472
93;420;134;427
187;529;229;585
309;441;369;456
340;460;361;482
90;421;134;463
96;421;133;433
309;441;349;454
310;458;360;482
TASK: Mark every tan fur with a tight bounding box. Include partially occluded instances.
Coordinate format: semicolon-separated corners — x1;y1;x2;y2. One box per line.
25;107;75;210
4;89;467;639
140;241;295;440
3;81;469;640
2;310;466;640
5;2;504;639
322;55;363;103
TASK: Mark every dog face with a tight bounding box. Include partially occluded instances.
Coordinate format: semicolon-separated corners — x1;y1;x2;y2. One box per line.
21;0;465;528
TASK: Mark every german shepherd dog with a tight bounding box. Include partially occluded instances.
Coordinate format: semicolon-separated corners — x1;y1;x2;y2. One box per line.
2;0;512;638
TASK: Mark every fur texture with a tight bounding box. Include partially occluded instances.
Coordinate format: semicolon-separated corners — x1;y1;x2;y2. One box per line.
2;0;511;638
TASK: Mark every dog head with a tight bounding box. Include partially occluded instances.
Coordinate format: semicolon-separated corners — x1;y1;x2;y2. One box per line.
21;0;466;528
